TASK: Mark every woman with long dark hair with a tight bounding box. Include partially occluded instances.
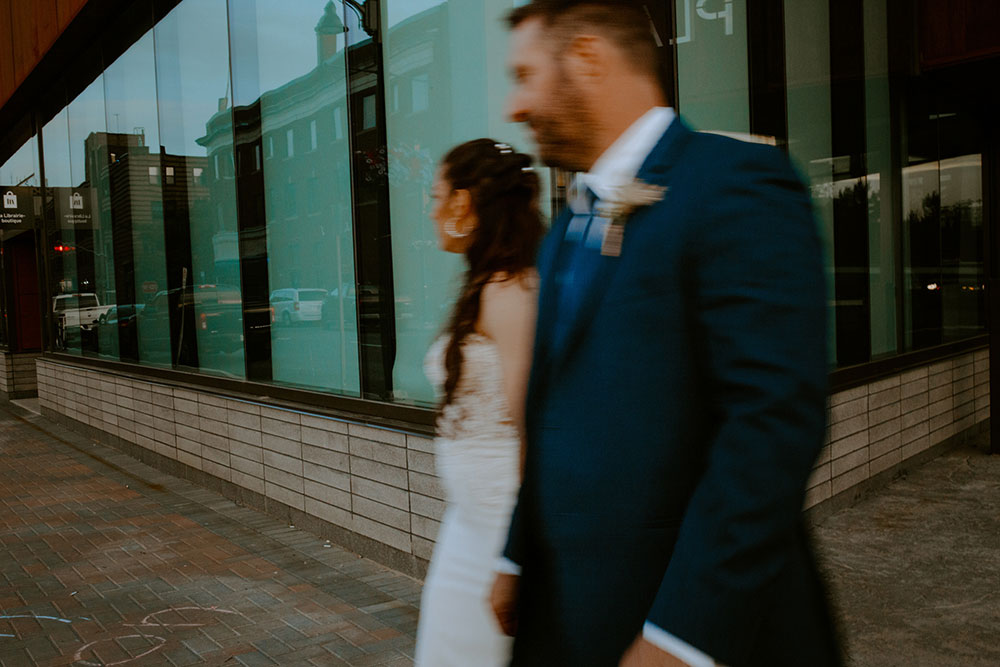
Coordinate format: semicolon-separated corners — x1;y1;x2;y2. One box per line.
415;138;544;666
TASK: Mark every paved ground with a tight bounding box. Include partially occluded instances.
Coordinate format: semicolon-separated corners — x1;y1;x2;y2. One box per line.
0;403;420;666
814;436;1000;667
1;399;998;666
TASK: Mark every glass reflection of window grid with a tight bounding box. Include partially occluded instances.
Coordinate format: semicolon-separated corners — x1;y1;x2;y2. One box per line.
240;0;361;395
154;0;246;378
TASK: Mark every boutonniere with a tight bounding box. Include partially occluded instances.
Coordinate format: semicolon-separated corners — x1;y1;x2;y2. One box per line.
595;180;668;257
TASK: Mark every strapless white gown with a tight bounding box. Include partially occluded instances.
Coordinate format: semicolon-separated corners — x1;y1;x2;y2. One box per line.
414;334;521;667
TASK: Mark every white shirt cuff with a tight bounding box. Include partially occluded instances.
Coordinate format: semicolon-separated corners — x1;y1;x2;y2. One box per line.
495;557;522;576
642;621;716;667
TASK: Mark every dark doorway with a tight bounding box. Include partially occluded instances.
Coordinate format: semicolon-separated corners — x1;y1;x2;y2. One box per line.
3;230;43;351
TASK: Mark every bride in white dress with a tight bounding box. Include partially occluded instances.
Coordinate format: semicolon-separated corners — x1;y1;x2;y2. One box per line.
415;139;544;666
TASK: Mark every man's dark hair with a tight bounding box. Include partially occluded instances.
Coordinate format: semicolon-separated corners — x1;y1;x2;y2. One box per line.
506;1;661;79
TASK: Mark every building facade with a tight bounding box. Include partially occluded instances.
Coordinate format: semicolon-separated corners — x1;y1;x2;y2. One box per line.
1;0;998;575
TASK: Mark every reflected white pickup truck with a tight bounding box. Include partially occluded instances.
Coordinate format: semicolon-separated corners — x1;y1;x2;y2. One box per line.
52;293;113;330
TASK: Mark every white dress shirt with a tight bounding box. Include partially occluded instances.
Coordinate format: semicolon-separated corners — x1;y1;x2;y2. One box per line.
577;105;675;203
500;106;717;666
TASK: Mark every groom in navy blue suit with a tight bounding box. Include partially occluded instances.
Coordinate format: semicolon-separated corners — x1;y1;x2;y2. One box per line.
490;2;841;666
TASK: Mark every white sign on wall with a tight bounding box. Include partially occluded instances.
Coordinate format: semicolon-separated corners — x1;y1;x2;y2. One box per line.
0;187;34;229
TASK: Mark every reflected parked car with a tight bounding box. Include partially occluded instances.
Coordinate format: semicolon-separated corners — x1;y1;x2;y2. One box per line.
320;283;413;330
52;292;113;331
139;284;245;363
270;288;327;326
321;284;359;330
99;303;144;327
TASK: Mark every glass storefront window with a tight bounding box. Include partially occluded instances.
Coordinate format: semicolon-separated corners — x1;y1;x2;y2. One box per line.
902;84;985;349
783;0;836;362
102;29;168;364
229;0;360;394
863;0;897;360
3;0;990;418
155;0;245;378
382;0;550;406
42;77;110;357
674;0;750;134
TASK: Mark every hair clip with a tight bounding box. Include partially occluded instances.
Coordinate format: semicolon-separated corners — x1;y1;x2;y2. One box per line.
495;142;513;154
521;166;534;172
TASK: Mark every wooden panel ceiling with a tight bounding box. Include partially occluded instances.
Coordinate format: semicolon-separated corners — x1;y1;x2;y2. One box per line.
0;0;17;109
920;0;1000;68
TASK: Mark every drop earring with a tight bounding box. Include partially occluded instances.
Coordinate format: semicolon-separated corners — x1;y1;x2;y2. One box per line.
445;217;469;239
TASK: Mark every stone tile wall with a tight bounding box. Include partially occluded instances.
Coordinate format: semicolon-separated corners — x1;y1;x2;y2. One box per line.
0;351;40;399
35;360;443;576
808;349;989;511
34;349;989;574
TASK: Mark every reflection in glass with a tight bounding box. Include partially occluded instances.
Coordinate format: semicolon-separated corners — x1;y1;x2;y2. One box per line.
230;0;360;394
863;0;896;359
156;0;245;378
902;90;984;349
902;75;986;349
42;78;111;357
784;0;906;367
675;0;750;132
382;0;550;405
783;0;836;363
102;30;168;364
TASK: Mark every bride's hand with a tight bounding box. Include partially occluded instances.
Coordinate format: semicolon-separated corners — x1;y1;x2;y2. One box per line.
620;635;691;666
489;572;520;636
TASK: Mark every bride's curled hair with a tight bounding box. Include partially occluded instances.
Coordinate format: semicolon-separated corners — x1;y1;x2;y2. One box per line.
439;138;545;408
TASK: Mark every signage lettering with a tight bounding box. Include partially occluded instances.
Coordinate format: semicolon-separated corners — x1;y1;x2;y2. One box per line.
0;186;35;229
675;0;736;44
54;187;94;229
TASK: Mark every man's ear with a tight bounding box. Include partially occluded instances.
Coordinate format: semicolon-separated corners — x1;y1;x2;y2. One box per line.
564;34;609;83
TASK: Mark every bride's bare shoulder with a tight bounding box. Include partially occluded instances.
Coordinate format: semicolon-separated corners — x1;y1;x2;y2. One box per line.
487;269;539;294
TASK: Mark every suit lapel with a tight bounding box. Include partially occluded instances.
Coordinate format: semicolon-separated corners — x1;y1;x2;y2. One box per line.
527;207;574;408
544;117;694;376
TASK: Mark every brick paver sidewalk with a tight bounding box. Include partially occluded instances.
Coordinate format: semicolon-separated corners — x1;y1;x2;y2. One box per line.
0;403;420;666
6;394;998;667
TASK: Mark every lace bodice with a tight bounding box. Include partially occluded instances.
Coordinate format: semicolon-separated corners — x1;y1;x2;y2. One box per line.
424;333;520;443
424;334;521;519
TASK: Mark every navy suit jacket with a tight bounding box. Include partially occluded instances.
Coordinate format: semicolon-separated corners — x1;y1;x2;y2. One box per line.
504;118;840;666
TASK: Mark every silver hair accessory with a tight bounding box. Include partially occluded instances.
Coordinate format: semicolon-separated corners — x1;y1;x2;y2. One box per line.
521;166;534;172
494;142;513;154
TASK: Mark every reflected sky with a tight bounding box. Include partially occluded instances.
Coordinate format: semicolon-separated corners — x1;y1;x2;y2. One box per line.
32;1;530;169
388;0;444;26
0;137;39;187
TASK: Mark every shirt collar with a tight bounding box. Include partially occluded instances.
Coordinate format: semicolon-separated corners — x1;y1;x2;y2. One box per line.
574;106;675;206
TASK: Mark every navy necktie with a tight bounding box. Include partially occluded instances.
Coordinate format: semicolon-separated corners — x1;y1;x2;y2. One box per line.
552;186;609;348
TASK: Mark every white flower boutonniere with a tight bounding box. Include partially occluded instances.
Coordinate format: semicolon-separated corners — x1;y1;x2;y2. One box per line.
595;179;668;257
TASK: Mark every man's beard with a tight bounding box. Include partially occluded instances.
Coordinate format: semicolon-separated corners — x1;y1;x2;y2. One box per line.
530;77;598;173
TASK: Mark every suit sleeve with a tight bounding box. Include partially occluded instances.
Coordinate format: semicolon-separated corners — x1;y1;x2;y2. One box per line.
502;489;527;566
645;146;829;664
501;218;565;569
